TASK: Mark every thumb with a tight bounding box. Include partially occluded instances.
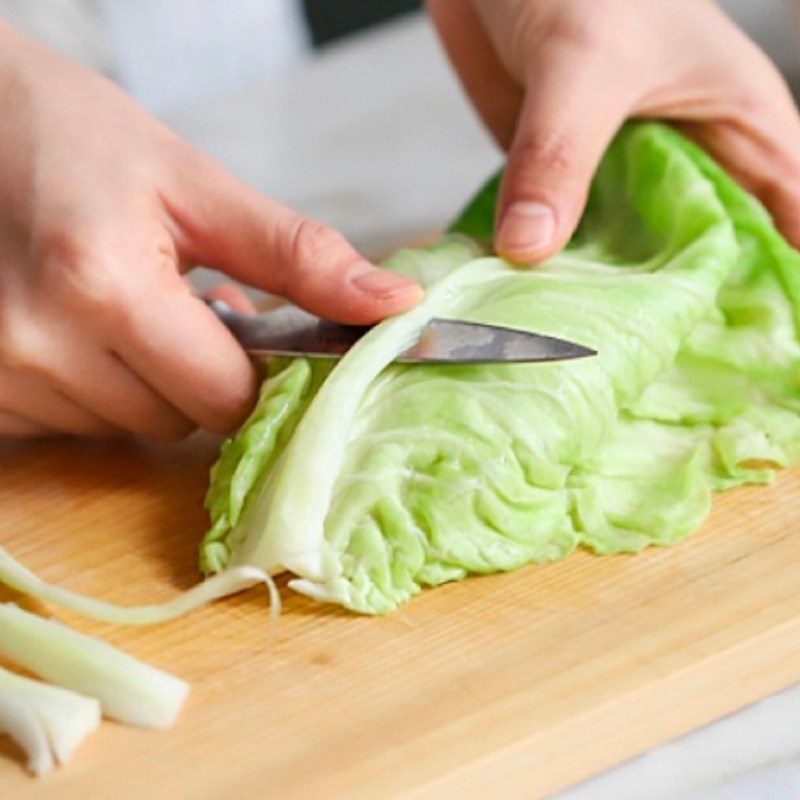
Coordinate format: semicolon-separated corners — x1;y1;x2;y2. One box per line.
166;156;423;324
495;47;633;263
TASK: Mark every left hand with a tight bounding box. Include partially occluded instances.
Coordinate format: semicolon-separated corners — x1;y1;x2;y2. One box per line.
428;0;800;261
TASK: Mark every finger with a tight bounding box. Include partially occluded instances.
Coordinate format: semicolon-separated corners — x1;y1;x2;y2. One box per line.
495;45;635;263
31;215;252;435
109;277;257;433
426;0;523;149
0;410;55;438
0;367;121;437
164;156;423;325
204;283;257;314
50;346;195;442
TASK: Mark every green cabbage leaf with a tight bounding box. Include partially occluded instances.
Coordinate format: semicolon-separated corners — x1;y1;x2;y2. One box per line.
202;123;800;614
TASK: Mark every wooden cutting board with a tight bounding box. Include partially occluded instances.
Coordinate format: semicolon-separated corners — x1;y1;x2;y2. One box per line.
1;433;800;799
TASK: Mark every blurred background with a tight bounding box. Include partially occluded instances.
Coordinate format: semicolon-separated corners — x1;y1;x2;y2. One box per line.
0;0;425;112
2;1;796;115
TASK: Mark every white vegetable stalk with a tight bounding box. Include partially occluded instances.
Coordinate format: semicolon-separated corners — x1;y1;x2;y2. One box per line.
0;666;100;775
0;604;188;729
0;693;52;776
0;544;279;623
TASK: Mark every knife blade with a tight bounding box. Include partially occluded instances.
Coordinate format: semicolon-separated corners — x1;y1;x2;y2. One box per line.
207;300;596;365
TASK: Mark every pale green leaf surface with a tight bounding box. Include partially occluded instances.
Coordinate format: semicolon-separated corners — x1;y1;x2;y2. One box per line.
202;124;800;614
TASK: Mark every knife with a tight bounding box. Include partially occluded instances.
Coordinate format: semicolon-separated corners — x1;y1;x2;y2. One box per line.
207;300;596;365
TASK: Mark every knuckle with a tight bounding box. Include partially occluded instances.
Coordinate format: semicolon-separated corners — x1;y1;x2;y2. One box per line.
729;89;773;127
719;45;795;124
38;226;129;317
546;16;597;53
0;319;42;372
512;132;581;179
286;216;349;275
0;301;45;373
542;1;611;52
501;0;613;78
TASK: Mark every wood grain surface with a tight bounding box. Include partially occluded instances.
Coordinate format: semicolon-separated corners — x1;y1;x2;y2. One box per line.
0;433;799;799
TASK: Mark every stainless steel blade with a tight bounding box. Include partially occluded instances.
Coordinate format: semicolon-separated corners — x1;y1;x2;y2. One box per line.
207;300;596;365
400;319;595;364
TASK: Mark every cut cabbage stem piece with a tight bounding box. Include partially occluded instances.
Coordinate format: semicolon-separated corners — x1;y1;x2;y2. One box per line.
0;666;100;776
0;604;188;729
0;693;54;776
0;543;279;624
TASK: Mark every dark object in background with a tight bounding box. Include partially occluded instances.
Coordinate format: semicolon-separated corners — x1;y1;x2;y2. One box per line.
302;0;423;48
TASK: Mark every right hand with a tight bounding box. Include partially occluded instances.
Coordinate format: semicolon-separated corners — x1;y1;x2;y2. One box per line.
0;20;422;440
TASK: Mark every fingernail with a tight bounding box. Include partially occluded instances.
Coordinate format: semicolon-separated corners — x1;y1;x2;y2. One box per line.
497;201;556;259
351;266;418;299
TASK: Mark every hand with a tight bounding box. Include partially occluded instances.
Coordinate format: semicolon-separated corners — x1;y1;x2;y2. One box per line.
428;0;800;260
0;21;422;440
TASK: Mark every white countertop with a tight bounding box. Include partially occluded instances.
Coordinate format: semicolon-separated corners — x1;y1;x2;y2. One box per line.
165;14;800;799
